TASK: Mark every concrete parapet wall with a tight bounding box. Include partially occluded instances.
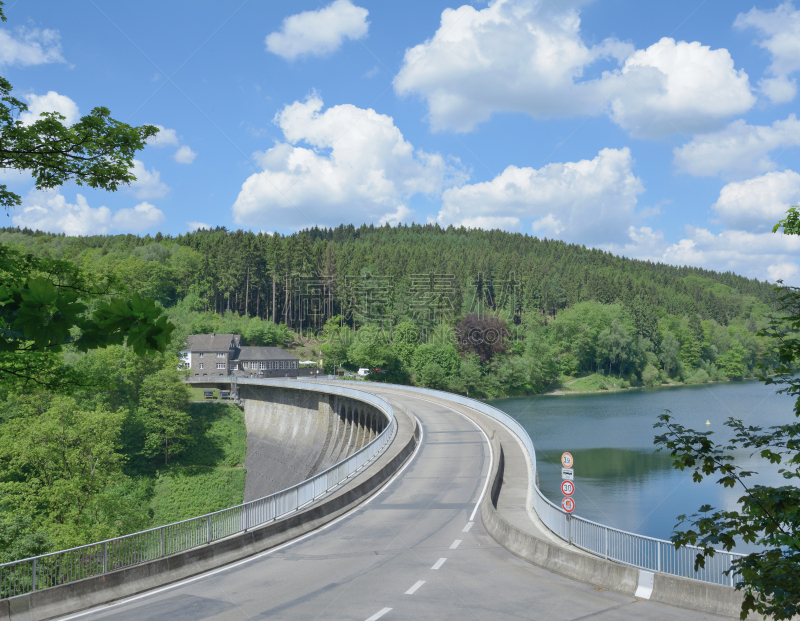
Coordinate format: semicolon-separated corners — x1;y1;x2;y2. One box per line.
477;439;756;619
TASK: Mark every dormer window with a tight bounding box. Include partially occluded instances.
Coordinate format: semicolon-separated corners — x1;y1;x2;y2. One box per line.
216;352;225;358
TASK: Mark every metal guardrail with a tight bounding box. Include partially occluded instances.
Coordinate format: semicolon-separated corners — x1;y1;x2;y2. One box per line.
0;381;396;599
318;380;743;587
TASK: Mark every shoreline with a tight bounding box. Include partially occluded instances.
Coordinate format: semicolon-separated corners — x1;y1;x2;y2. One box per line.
541;376;757;397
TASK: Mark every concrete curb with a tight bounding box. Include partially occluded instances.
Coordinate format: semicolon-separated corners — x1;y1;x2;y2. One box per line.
1;399;420;621
471;413;756;619
478;441;754;618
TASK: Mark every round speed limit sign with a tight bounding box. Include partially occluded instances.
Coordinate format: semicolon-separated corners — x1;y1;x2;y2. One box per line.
561;497;575;513
561;452;574;468
561;480;575;496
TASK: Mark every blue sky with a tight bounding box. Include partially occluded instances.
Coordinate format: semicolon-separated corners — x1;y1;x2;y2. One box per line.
3;0;800;283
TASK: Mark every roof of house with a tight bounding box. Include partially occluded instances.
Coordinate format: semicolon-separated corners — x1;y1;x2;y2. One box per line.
187;333;240;351
235;346;298;361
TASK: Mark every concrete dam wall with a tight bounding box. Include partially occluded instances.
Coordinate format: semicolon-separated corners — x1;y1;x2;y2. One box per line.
239;384;389;502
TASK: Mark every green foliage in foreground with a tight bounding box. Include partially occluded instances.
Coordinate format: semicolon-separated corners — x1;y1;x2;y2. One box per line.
0;355;247;557
655;207;800;620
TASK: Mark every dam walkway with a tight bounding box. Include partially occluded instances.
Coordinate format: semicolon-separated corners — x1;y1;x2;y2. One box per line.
57;386;719;621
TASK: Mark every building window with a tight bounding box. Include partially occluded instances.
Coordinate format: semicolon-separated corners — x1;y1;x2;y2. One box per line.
216;363;225;370
199;363;204;370
198;352;204;358
260;362;266;370
216;352;225;358
230;364;238;371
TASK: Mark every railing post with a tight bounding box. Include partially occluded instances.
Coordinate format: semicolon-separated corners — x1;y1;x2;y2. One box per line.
207;516;212;543
103;542;108;573
31;558;36;592
657;542;661;573
568;515;572;545
160;527;165;557
605;527;608;559
244;503;249;531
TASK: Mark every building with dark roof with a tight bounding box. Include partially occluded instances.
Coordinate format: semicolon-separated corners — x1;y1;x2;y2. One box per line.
180;334;300;379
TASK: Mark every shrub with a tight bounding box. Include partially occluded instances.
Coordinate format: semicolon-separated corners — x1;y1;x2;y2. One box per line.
641;363;660;387
685;368;710;384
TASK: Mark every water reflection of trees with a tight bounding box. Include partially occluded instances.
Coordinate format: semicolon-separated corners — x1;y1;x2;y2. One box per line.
540;448;673;480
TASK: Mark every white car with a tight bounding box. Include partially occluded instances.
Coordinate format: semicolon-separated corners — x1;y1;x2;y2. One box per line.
357;368;371;377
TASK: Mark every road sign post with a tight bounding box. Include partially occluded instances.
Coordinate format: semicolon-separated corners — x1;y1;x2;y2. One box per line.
561;452;576;522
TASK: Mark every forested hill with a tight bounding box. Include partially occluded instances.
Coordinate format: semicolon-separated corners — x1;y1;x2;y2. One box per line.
0;224;773;333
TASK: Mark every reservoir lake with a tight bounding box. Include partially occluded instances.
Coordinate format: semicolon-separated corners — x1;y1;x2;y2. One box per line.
489;380;796;550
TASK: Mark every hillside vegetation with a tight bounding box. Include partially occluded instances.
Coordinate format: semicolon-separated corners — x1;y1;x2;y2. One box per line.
0;224;776;397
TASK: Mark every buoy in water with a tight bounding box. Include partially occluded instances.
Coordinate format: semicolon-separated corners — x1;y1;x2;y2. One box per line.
705;420;711;425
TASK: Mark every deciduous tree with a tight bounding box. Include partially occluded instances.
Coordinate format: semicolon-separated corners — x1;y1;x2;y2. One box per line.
654;206;800;620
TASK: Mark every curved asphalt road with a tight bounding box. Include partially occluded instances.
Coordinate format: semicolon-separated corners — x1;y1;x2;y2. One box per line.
59;393;721;621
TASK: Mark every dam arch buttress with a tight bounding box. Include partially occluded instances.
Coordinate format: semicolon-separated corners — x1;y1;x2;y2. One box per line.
239;384;388;502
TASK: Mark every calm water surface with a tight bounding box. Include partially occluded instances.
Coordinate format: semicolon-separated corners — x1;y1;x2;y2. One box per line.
489;380;796;548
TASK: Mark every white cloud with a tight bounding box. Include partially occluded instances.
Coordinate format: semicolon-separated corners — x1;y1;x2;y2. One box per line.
0;167;32;184
146;125;196;164
661;228;800;285
187;221;211;231
129;159;169;199
231;94;465;229
19;91;79;126
674;115;800;177
110;201;165;232
735;2;800;103
265;0;369;61
394;0;754;136
437;147;644;245
712;170;800;232
608;38;755;138
147;125;180;147
394;0;630;133
767;262;800;282
173;145;197;164
378;204;413;226
532;214;565;237
760;75;797;103
11;190;164;235
0;26;64;67
605;225;800;286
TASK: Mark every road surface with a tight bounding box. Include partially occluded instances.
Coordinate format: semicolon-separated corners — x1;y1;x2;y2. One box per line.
59;392;721;621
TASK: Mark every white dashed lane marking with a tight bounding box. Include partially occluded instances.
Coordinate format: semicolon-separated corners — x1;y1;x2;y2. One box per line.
462;522;473;533
431;558;447;569
405;580;426;595
365;607;392;621
450;540;462;549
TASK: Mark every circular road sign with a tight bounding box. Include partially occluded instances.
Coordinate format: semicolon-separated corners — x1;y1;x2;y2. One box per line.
561;452;574;468
561;497;575;513
561;480;575;496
